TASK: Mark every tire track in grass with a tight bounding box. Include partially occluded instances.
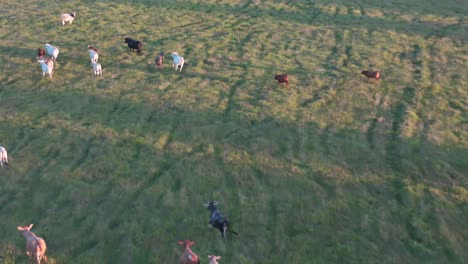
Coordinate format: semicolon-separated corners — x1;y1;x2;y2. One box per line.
386;42;426;173
386;87;416;173
365;85;389;150
223;78;246;121
69;136;96;172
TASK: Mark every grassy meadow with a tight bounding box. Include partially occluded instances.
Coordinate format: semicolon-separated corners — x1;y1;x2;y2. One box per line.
0;0;467;263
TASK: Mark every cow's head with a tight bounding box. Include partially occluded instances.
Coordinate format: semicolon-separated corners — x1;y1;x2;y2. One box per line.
204;200;220;211
17;224;33;231
178;240;195;249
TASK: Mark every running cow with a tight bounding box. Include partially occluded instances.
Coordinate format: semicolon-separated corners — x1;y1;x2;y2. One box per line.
204;200;237;244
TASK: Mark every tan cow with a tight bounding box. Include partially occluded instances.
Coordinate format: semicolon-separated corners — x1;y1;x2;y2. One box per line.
17;224;47;264
208;255;222;264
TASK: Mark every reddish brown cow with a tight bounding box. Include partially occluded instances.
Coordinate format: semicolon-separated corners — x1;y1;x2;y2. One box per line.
155;52;164;68
37;48;46;59
361;70;381;82
178;240;200;264
274;74;289;86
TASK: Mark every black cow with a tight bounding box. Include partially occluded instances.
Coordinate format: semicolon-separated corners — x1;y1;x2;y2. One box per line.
124;37;142;54
204;201;237;244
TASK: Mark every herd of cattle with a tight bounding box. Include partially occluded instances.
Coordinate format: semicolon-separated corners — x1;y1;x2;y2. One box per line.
8;10;384;264
35;12;382;84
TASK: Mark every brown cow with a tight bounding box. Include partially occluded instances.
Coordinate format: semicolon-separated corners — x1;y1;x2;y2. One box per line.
361;70;381;82
155;52;164;68
178;240;200;264
17;224;47;264
274;74;289;86
37;48;46;59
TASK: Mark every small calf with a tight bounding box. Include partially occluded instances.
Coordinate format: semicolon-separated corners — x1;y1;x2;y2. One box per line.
61;12;76;25
17;224;47;264
178;240;200;264
0;146;8;168
92;62;102;76
208;255;222;264
361;70;381;82
88;49;99;65
38;59;54;78
155;52;164;68
274;74;289;86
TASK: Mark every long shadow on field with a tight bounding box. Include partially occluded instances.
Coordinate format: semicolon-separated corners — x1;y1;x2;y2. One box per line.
1;86;466;187
0;86;467;262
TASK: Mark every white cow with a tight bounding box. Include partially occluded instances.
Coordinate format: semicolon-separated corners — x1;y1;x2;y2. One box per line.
44;43;59;61
171;52;185;71
0;146;8;168
88;49;99;65
38;59;53;78
61;12;76;25
92;62;102;76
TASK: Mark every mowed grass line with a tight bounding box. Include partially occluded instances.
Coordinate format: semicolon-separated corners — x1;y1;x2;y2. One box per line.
0;0;467;263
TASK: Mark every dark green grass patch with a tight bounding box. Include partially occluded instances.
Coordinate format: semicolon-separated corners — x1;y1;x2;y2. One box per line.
0;0;466;263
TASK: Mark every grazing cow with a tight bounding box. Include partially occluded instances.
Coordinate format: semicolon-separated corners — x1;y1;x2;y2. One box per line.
44;43;59;61
17;224;47;264
178;240;200;264
37;48;46;59
170;52;185;71
274;74;289;86
360;70;381;82
155;52;164;68
124;37;142;53
208;255;222;264
0;146;8;168
204;201;237;244
88;49;99;65
91;62;102;76
38;58;54;78
61;12;76;25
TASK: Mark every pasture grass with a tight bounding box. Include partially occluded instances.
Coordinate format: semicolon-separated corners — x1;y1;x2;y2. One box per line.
0;0;466;263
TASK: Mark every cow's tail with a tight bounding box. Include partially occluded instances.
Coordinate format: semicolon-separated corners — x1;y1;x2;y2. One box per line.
137;42;142;54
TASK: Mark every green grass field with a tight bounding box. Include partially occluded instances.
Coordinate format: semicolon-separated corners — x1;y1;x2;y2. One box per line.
0;0;466;263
